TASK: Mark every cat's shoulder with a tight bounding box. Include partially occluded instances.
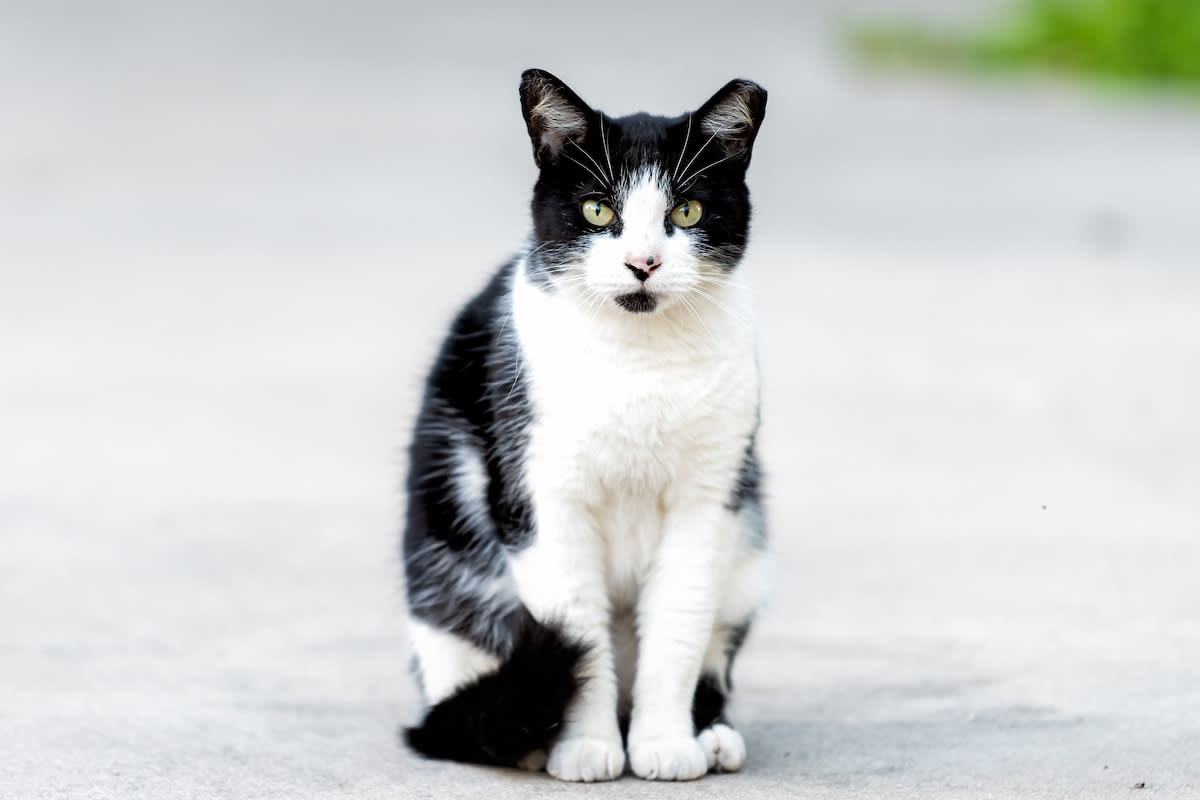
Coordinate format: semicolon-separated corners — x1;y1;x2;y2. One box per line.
448;259;517;337
422;259;518;412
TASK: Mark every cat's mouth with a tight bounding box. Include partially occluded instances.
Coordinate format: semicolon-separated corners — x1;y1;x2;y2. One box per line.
614;290;658;314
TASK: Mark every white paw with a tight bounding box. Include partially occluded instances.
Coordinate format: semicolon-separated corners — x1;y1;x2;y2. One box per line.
628;736;708;781
546;737;625;782
697;723;746;772
516;748;546;772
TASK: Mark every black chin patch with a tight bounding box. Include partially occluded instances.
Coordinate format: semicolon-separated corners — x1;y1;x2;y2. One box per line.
615;291;657;313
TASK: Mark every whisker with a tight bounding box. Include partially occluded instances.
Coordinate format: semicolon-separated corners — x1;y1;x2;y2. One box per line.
570;282;607;328
551;272;593;287
679;151;737;190
562;151;608;188
677;292;720;348
585;291;607;325
496;304;515;339
673;114;693;182
699;271;769;298
691;286;750;327
675;123;734;189
504;347;526;404
659;303;691;344
568;140;610;189
523;240;558;264
599;112;615;185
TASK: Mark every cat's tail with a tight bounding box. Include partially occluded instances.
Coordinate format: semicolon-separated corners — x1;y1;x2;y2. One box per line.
403;612;588;767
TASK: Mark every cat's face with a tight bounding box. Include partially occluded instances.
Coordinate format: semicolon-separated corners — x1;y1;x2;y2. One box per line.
519;70;767;315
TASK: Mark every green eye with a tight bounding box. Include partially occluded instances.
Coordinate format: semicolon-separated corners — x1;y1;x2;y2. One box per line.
670;199;703;228
581;199;616;227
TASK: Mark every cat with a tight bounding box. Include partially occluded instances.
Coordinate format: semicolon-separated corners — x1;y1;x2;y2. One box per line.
402;68;768;782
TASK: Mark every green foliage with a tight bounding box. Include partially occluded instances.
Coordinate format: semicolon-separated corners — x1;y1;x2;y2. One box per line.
850;0;1200;89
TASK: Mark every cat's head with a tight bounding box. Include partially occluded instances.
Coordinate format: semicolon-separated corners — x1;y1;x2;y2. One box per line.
519;69;767;315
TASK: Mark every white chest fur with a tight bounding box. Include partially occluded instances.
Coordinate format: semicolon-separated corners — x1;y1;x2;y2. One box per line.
511;262;759;597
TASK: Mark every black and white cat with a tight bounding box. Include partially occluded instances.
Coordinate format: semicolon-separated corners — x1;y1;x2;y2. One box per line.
402;69;768;782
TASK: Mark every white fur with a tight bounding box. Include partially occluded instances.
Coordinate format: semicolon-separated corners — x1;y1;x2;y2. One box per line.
527;84;589;163
507;178;763;781
701;93;754;140
530;97;586;133
407;617;500;704
451;440;491;534
699;86;756;160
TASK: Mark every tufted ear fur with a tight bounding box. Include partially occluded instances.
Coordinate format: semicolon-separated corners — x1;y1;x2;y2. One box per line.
693;79;768;164
519;69;593;168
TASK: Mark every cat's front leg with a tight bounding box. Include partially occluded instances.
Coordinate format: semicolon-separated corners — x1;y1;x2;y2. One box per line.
627;501;732;781
508;498;624;782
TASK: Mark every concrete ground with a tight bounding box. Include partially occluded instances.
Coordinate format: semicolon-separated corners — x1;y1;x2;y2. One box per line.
2;1;1198;797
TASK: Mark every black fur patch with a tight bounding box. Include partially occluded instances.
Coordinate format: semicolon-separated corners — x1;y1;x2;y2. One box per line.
692;672;727;732
692;618;753;733
728;439;762;513
615;290;657;313
727;436;767;550
403;262;539;654
405;612;588;766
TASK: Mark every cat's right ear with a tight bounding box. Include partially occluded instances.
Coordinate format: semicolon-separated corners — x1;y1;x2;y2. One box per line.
693;79;768;165
519;69;592;168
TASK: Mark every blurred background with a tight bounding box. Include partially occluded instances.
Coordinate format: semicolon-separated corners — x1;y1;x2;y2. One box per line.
2;1;1198;798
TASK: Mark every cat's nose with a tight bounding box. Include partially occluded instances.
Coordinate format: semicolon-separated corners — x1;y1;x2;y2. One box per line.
625;254;661;283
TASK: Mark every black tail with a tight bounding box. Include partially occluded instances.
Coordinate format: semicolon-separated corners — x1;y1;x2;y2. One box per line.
403;614;587;767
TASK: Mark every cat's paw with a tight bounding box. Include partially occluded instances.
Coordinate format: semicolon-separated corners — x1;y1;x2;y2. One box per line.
546;737;625;782
628;736;708;781
697;723;746;772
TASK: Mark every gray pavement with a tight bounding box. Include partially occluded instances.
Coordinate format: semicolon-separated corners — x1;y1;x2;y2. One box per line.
2;2;1198;798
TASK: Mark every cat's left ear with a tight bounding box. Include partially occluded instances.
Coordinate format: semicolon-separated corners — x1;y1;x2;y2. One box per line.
694;79;768;165
519;69;593;168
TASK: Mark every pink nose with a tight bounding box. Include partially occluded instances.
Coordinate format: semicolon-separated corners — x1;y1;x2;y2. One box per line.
625;253;661;282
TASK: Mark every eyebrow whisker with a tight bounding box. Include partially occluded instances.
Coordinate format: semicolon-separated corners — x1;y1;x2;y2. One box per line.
679;151;737;190
567;140;610;188
562;150;609;188
675;124;734;188
599;112;615;185
673;114;693;182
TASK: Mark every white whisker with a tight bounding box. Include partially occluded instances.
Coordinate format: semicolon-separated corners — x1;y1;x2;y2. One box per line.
523;240;557;262
675;123;734;188
677;292;720;348
504;347;526;404
680;152;737;190
562;151;608;187
691;286;749;327
599;112;615;185
700;271;769;297
673;114;693;182
568;140;610;189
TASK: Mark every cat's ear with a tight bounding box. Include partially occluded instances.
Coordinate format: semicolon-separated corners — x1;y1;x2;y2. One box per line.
694;79;768;164
520;69;593;168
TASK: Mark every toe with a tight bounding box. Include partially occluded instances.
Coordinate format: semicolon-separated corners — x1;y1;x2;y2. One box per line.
697;723;746;773
629;736;708;781
546;737;625;782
